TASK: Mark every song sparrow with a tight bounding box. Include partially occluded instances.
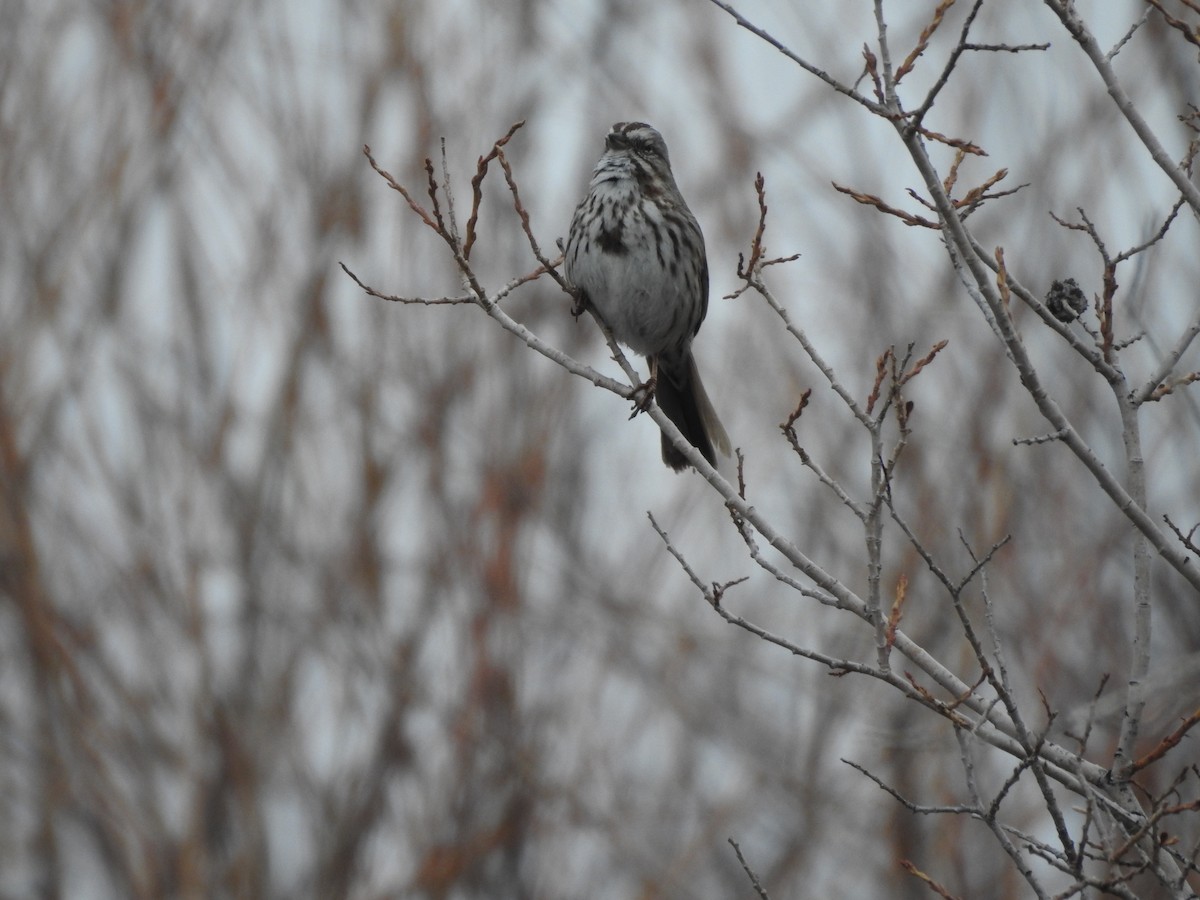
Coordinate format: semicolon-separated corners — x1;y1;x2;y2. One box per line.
565;121;730;471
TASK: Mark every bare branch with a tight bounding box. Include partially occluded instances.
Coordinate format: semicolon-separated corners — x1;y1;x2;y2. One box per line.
1107;8;1153;59
1129;707;1200;774
1163;514;1200;557
1145;0;1200;48
739;259;872;428
911;0;985;127
962;41;1051;52
338;262;472;304
960;742;1049;896
895;0;959;84
495;146;570;291
737;172;769;279
1013;428;1068;447
463;120;526;259
900;859;962;899
705;0;885;113
832;181;942;228
899;339;949;386
844;758;979;817
885;573;908;651
1146;370;1200;402
1044;0;1200;217
728;838;771;900
904;131;1200;596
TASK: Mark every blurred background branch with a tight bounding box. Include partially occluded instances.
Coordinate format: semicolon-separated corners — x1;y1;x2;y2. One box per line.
2;1;1199;897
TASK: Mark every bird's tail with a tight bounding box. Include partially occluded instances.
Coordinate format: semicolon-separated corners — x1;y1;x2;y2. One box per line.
656;352;731;472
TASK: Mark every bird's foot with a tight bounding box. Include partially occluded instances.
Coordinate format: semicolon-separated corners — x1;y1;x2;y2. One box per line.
629;374;657;419
569;287;589;319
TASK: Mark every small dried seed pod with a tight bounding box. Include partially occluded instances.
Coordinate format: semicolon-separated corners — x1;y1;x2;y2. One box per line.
1045;278;1088;323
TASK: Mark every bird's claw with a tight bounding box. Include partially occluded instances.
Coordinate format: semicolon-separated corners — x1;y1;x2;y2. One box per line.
629;375;657;419
569;286;589;319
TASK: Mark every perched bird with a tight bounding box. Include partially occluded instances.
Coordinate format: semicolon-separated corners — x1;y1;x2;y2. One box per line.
565;121;730;471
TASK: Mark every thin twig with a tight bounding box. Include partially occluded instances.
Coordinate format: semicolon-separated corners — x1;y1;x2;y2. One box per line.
1129;707;1200;774
728;839;771;900
463;120;526;259
705;0;886;113
1163;514;1200;557
1044;0;1200;217
900;860;962;899
496;146;569;291
1145;0;1200;48
895;0;959;84
911;0;985;128
833;181;942;228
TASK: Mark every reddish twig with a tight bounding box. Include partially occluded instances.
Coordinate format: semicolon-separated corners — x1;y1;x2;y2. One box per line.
423;158;448;236
896;0;959;83
741;172;768;277
919;162;1025;217
363;145;440;231
914;124;986;156
900;340;949;385
1145;0;1200;47
833;183;941;229
1129;707;1200;774
495;146;569;291
731;173;800;296
463;120;526;259
780;389;813;454
942;148;967;197
861;43;884;103
959;168;1009;206
910;0;985;128
885;574;909;650
902;849;965;892
1148;370;1200;401
867;348;894;415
